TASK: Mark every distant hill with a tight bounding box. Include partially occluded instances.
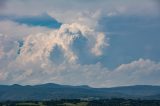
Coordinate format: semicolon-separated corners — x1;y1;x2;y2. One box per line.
0;83;160;101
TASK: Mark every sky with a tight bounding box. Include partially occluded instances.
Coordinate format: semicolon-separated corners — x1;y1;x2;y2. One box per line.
0;0;160;87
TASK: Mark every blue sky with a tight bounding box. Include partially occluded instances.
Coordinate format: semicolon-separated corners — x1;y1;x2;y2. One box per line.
99;15;160;68
0;0;160;87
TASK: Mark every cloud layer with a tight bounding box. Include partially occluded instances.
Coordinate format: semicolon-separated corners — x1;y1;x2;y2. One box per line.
0;0;160;87
0;20;160;87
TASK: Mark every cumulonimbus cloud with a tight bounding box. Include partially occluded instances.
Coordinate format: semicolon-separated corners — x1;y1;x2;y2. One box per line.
0;20;160;87
18;22;108;64
0;19;109;86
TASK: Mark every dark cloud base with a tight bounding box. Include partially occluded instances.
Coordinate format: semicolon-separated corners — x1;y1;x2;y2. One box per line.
0;13;61;28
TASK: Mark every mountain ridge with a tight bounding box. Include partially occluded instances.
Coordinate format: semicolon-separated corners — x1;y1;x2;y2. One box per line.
0;83;160;101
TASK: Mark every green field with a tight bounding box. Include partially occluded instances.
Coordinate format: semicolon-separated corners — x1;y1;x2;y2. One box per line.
0;99;160;106
63;102;88;106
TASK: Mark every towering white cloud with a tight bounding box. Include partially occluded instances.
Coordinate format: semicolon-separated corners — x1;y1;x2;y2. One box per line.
1;22;160;87
18;23;107;64
1;26;160;87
